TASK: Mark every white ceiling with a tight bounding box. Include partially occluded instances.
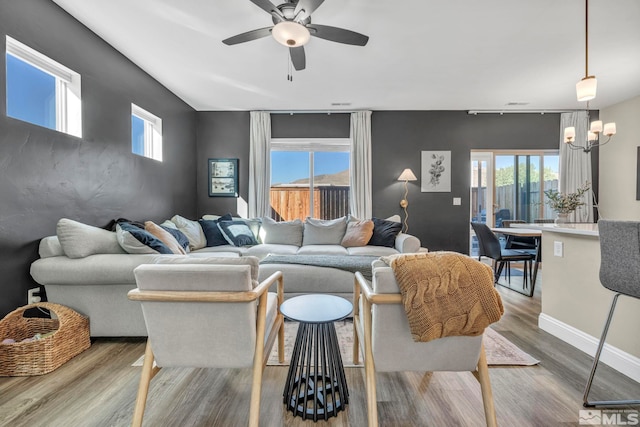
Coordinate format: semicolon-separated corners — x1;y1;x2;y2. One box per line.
52;0;640;112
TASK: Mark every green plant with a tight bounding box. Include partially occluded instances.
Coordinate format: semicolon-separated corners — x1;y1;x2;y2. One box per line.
544;183;590;214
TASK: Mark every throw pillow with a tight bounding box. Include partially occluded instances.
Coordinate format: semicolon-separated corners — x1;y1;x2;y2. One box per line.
368;217;403;248
160;225;190;252
198;213;233;247
202;214;262;243
56;218;125;259
171;215;207;251
217;220;259;246
302;216;348;245
116;223;173;254
260;216;303;246
144;221;186;255
341;219;374;247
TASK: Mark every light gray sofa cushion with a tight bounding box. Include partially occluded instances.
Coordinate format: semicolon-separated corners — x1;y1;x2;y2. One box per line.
245;243;299;258
297;245;348;256
261;217;303;246
302;216;348;245
56;218;125;259
346;246;399;257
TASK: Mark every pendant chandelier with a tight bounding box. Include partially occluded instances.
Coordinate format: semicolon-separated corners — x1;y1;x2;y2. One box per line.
563;0;616;153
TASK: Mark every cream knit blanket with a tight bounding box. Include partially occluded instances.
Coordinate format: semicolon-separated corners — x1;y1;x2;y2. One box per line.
381;252;504;342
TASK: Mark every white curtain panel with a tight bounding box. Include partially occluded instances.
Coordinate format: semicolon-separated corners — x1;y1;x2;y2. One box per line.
350;111;373;219
559;111;594;223
249;111;271;218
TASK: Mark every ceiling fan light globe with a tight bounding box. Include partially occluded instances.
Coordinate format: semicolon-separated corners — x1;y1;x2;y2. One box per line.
576;76;597;102
272;21;310;47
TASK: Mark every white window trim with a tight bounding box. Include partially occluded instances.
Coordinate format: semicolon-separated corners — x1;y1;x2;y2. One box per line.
270;138;351;217
132;104;163;162
6;36;82;137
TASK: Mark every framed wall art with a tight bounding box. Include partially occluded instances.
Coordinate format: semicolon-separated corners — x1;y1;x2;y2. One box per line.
208;158;238;197
421;151;451;192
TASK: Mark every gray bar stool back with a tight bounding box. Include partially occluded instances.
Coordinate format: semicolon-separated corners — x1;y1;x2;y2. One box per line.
583;220;640;407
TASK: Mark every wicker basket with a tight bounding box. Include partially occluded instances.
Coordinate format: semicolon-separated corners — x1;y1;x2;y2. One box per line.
0;302;90;376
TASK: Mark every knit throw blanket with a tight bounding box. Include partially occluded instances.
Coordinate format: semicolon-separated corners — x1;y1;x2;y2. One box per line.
381;252;504;342
259;254;378;281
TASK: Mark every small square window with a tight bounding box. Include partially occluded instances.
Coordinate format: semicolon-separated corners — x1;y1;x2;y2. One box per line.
5;36;82;137
131;104;162;161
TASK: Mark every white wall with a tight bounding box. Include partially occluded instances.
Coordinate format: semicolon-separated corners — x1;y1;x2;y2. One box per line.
599;95;640;219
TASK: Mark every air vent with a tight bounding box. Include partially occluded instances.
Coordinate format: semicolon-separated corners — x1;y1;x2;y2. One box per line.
331;102;352;106
506;102;530;106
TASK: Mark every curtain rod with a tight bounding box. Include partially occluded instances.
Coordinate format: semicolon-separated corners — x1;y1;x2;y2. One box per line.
268;110;355;115
467;109;581;115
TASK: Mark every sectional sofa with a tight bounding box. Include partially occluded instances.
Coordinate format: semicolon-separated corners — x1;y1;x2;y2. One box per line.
30;215;421;337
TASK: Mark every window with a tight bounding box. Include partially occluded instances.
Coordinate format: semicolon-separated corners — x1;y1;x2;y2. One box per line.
270;139;350;221
131;104;162;161
5;36;82;137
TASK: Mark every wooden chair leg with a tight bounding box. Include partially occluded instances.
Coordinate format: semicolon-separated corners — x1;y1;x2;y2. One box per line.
475;343;497;427
249;294;268;427
132;341;160;427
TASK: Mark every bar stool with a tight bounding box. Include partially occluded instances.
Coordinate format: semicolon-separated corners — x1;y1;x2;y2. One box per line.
583;220;640;407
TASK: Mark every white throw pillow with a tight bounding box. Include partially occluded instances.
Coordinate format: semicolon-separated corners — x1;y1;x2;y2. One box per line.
56;218;125;259
302;216;348;245
260;216;303;246
171;215;206;250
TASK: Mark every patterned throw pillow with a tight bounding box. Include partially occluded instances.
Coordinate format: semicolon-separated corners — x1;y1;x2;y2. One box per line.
198;213;233;247
217;220;259;247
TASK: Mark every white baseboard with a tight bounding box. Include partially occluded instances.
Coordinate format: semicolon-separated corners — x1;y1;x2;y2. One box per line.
538;313;640;383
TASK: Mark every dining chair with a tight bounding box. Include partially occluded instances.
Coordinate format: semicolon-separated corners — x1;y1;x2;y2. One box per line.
127;257;285;427
471;222;534;286
583;220;640;407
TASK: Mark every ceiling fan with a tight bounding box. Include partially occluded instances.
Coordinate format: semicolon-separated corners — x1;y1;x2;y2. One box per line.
222;0;369;71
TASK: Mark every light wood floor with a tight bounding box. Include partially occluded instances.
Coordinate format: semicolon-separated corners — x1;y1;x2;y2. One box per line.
1;273;639;426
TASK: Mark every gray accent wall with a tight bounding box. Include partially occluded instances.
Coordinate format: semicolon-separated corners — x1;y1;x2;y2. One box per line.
196;111;573;254
0;1;197;317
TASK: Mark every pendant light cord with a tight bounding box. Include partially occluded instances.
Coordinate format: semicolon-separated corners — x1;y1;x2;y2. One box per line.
584;0;589;78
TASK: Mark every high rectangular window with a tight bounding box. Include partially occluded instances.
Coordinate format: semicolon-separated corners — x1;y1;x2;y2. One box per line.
131;104;162;161
5;36;82;137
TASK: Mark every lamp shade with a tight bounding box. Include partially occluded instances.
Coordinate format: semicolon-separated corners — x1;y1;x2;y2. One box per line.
272;21;310;47
576;76;597;101
398;168;417;181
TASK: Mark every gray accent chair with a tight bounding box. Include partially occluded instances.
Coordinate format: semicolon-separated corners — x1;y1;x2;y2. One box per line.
583;220;640;407
353;260;498;427
127;259;284;427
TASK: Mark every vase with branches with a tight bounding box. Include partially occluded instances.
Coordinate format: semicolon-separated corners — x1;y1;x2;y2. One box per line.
544;183;590;222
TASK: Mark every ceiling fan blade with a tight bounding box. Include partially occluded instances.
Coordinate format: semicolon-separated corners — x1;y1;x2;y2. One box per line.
222;27;273;45
294;0;325;17
250;0;280;15
309;24;369;46
290;46;306;71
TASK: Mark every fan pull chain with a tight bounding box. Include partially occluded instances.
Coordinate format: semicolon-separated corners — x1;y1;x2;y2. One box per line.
287;50;293;82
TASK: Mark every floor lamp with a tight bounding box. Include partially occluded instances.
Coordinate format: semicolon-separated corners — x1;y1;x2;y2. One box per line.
398;168;417;233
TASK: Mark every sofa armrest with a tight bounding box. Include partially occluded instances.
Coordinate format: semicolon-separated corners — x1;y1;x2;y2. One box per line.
395;233;420;253
39;236;64;258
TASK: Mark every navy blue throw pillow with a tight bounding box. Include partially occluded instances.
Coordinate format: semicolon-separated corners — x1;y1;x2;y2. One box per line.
368;217;402;248
198;214;233;247
217;220;259;247
160;226;190;251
